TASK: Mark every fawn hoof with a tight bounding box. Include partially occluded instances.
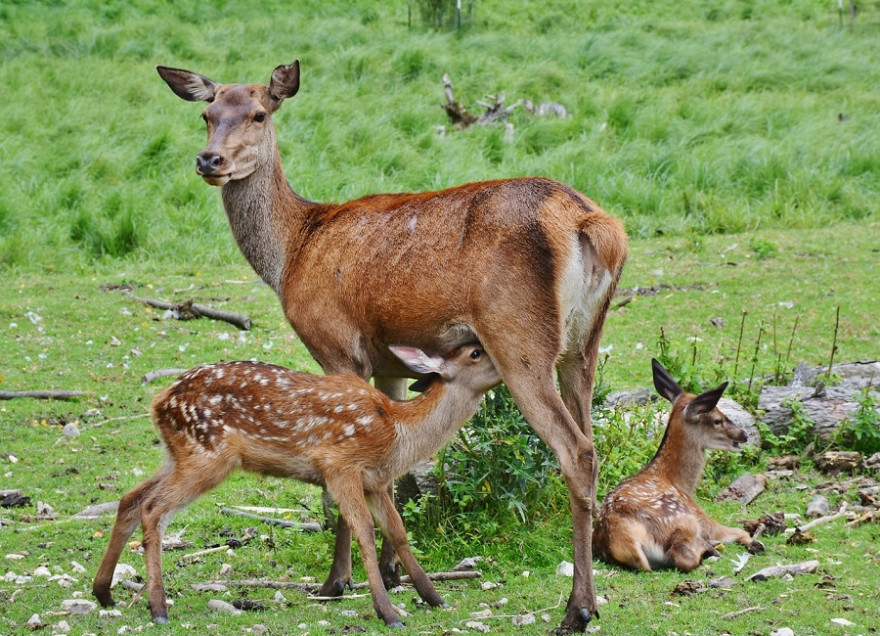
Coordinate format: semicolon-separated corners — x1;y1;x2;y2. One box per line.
381;562;402;590
748;540;766;555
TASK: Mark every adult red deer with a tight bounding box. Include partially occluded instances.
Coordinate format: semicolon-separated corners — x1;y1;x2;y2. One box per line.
93;344;500;627
592;359;764;572
155;60;627;631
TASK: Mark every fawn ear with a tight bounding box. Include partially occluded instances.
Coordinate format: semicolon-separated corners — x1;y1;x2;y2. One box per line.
157;66;219;103
652;358;682;403
389;345;443;375
686;382;729;416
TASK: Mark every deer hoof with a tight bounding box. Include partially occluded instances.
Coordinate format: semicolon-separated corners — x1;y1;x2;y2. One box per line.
748;540;766;555
381;562;402;590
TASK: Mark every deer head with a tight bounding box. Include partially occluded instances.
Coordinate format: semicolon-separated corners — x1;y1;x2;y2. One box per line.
651;358;747;452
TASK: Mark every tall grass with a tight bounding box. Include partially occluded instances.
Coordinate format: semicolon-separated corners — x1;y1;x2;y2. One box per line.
1;0;878;271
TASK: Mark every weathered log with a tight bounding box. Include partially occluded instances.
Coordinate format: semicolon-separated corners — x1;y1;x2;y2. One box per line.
141;368;188;385
814;451;862;475
220;507;321;532
0;390;84;400
122;291;252;330
745;560;819;582
716;473;766;506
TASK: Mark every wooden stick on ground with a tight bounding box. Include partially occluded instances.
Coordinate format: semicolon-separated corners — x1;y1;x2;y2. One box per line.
122;290;252;330
141;368;188;385
220;507;322;532
0;390;84;400
785;502;849;534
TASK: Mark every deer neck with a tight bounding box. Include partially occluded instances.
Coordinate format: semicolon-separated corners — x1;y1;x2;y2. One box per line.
389;382;482;475
648;422;706;495
219;149;314;295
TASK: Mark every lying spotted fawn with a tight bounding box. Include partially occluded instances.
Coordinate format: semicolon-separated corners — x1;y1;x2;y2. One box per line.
592;359;763;572
92;343;500;627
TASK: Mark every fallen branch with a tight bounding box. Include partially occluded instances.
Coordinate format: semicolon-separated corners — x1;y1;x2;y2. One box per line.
351;570;482;589
745;560;819;582
785;503;848;534
202;570;483;595
220;507;321;532
846;510;876;527
722;605;763;619
179;545;230;563
141;368;188;385
0;390;84;401
122;291;252;330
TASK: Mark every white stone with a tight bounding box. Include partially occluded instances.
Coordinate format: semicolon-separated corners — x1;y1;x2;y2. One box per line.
110;563;137;587
555;561;574;577
61;599;97;615
513;614;536;626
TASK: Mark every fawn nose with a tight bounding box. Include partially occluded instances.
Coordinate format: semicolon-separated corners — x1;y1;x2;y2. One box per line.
195;152;224;175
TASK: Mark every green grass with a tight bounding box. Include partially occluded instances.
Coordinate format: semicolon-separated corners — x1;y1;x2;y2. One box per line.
2;0;880;633
1;0;879;269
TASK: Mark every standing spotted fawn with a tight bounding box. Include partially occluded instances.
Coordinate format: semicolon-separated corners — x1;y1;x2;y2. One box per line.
592;359;764;573
92;343;500;627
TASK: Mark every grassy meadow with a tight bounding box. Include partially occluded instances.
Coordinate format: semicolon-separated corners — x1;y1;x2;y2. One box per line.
1;0;880;634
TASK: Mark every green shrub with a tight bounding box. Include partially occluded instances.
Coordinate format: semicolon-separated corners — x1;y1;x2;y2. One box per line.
834;390;880;455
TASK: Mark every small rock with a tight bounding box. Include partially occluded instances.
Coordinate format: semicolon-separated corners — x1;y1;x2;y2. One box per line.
492;598;509;608
110;563;137;588
34;565;52;577
70;561;87;574
62;423;81;438
452;556;484;571
339;609;359;618
25;614;47;629
465;621;490;633
555;561;574;577
99;609;122;617
806;495;830;518
55;620;71;633
471;609;493;619
480;581;500;591
830;618;855;627
512;614;536;626
770;629;795;636
207;599;242;616
5;553;25;560
61;599;97;615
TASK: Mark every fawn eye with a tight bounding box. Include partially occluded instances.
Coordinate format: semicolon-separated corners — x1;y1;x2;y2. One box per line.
470;349;482;360
253;112;266;123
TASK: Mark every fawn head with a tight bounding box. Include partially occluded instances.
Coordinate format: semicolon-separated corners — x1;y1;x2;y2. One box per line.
651;359;747;452
156;61;301;186
390;343;501;394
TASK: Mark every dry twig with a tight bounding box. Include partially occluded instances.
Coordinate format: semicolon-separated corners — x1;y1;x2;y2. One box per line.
122;290;252;330
0;390;84;400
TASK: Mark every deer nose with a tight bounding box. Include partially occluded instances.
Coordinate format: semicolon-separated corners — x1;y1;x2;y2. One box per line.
195;152;224;175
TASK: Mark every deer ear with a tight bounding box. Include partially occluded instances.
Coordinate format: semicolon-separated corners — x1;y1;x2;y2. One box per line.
389;345;443;376
157;66;219;103
652;358;682;403
268;60;300;108
685;382;728;416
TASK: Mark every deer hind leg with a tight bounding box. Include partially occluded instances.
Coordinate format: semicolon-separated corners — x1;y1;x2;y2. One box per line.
664;525;711;573
701;517;762;552
326;473;403;627
139;459;232;622
367;488;446;608
482;334;599;632
92;470;168;607
594;517;655;572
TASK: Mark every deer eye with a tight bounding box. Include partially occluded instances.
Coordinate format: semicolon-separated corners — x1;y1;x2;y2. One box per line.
253;112;266;123
470;349;482;360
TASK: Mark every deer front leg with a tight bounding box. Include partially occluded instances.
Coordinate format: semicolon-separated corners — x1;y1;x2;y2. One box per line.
318;489;353;597
703;518;765;554
327;475;403;627
368;489;447;608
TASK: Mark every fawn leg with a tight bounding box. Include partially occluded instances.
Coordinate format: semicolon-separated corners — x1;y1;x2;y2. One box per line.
368;489;446;608
327;474;402;627
92;471;166;606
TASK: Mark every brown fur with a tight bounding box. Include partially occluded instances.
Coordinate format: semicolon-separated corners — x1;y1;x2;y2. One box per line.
593;360;756;572
155;61;628;631
92;345;500;627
